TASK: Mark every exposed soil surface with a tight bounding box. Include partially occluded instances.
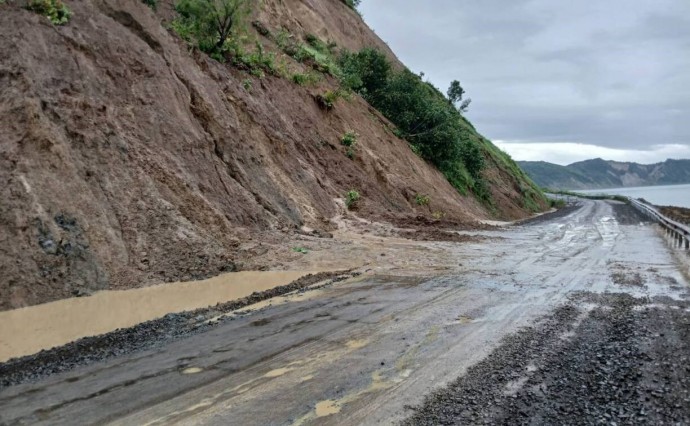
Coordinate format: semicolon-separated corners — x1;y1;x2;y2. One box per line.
0;271;354;388
387;215;496;231
0;0;547;311
658;205;690;225
403;293;690;425
395;229;487;243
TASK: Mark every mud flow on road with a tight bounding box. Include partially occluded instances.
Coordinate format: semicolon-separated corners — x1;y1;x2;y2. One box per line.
1;200;689;425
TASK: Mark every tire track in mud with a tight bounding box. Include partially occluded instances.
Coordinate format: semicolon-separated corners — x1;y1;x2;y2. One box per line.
109;277;476;426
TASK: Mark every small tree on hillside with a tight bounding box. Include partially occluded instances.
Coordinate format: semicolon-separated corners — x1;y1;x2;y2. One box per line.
342;0;361;10
174;0;249;52
447;80;471;113
339;48;391;102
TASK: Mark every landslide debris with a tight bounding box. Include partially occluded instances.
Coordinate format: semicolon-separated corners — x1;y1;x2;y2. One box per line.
658;205;690;226
0;0;545;310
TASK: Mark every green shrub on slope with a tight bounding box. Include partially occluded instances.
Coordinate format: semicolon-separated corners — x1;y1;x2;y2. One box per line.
26;0;72;25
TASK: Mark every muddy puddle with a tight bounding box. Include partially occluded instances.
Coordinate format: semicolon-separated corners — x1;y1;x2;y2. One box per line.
0;271;314;362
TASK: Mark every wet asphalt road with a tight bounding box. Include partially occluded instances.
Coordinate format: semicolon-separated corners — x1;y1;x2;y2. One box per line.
1;200;689;425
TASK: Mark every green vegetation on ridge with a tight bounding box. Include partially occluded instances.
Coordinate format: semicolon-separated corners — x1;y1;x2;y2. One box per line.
337;48;545;210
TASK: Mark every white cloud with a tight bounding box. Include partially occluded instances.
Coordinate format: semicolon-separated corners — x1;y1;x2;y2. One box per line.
494;142;690;165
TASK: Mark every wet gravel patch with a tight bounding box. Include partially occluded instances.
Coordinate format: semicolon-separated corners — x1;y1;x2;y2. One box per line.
518;203;583;226
610;271;646;288
611;202;652;225
403;293;690;425
0;271;356;388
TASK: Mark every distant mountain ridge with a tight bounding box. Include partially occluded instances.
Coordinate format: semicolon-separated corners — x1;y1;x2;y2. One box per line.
518;158;690;190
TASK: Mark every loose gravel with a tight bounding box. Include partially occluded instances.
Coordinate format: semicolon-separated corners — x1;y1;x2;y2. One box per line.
403;292;690;425
518;203;584;227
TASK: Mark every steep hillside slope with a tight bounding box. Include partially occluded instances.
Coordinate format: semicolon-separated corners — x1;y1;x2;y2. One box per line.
520;158;690;190
0;0;544;310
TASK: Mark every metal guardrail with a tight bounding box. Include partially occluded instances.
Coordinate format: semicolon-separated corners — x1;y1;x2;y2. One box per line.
628;198;690;250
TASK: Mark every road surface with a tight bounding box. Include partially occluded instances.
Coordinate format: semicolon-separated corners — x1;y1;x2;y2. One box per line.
1;200;688;425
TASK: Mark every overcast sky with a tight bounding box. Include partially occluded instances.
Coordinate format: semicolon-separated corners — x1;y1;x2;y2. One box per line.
360;1;690;165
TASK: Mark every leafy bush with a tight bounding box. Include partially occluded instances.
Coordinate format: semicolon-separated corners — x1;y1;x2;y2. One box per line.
415;194;430;206
459;138;485;179
315;89;348;110
26;0;72;25
339;48;390;101
305;33;325;51
341;131;358;147
291;73;308;85
342;132;358;158
345;190;361;209
275;29;293;50
549;198;566;209
291;72;319;86
142;0;157;9
232;42;284;77
173;0;249;54
275;32;341;77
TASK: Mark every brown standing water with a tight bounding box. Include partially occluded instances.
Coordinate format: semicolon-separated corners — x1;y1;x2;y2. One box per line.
0;271;314;362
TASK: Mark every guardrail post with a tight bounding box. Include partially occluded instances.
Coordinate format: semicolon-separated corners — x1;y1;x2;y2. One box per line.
630;198;689;251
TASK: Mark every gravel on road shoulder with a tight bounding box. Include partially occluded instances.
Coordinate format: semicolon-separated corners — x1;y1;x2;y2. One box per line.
403;293;690;425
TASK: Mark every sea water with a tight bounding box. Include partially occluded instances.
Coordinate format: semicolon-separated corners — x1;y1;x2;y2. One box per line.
579;184;690;208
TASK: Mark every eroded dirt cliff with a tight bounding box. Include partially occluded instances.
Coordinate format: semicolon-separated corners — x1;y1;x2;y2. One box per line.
0;0;543;309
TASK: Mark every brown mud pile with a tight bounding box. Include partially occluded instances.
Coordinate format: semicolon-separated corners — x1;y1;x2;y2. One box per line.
0;0;544;310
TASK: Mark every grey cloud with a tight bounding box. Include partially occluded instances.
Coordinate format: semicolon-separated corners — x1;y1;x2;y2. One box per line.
360;0;690;160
